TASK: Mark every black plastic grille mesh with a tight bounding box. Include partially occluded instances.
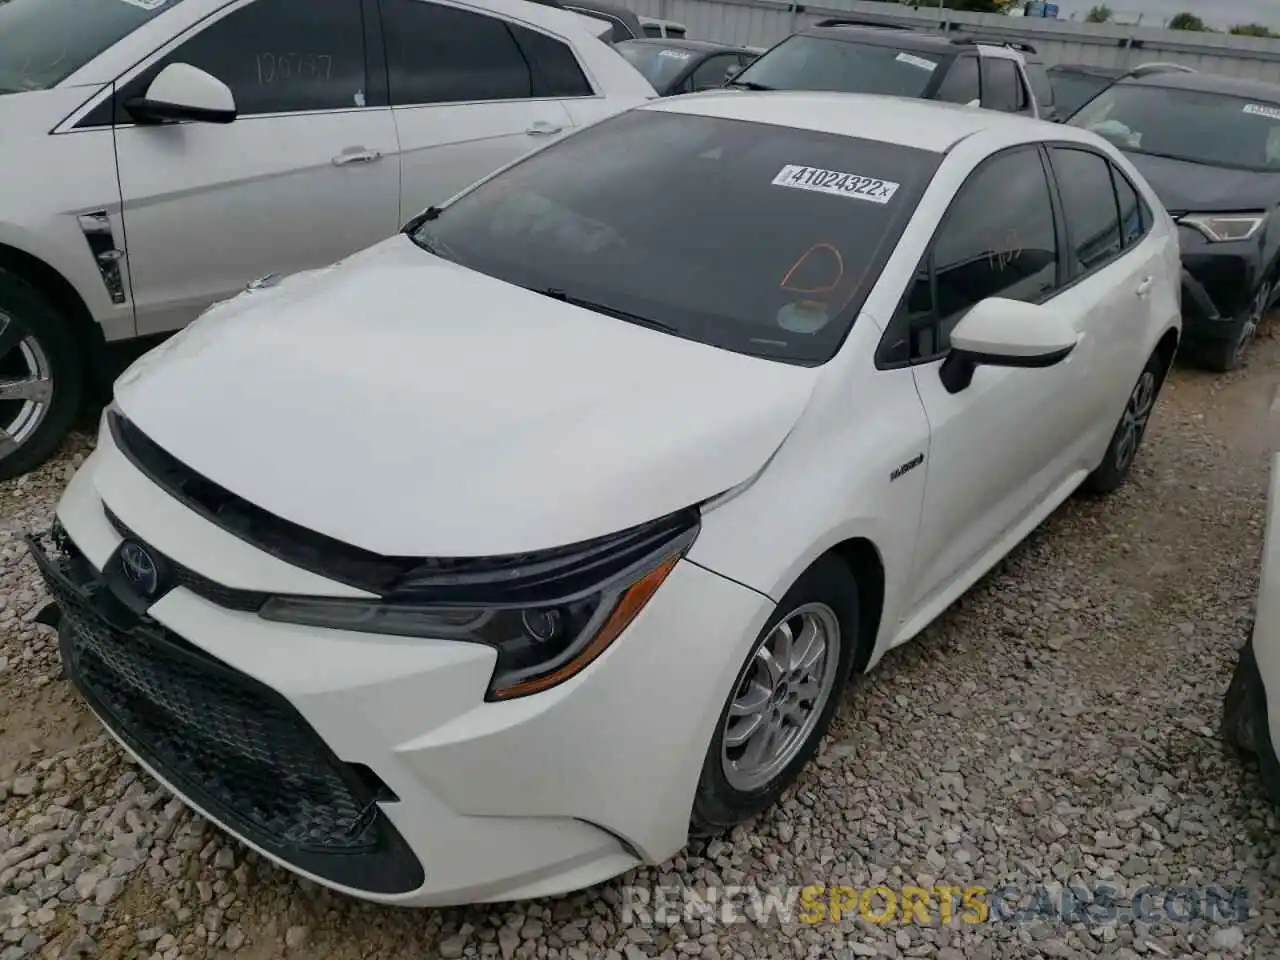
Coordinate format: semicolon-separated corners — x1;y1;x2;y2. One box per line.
33;540;379;853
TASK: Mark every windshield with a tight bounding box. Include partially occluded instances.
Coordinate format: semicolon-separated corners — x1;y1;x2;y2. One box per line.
411;110;938;364
1050;71;1117;117
0;0;183;93
616;42;695;91
1069;84;1280;171
732;35;946;97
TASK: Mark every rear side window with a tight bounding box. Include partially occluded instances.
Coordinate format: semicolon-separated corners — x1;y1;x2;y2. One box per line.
511;25;593;98
894;146;1059;359
1111;167;1149;247
382;0;532;105
1047;147;1123;274
934;55;980;105
980;58;1024;113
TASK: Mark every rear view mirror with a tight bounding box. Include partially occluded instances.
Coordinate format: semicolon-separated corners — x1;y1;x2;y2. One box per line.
939;297;1078;394
125;63;237;125
724;64;743;84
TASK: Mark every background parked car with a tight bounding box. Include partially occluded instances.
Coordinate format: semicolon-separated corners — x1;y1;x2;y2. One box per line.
616;38;759;96
639;16;687;38
0;0;656;482
1069;70;1280;370
726;21;1044;119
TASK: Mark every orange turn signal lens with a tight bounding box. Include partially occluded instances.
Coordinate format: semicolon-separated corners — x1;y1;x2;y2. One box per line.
490;552;681;700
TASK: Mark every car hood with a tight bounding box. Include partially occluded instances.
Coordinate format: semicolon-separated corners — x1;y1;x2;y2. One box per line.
1124;151;1280;214
113;236;819;558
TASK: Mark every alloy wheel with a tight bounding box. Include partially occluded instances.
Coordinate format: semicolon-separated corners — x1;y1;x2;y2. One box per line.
721;602;842;792
1113;369;1157;473
0;310;53;460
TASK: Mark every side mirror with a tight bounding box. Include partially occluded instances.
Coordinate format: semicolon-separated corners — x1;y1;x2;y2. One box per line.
939;297;1078;394
723;64;743;85
125;63;237;125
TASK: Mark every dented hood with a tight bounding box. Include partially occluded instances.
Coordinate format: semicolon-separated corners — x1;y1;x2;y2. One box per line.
114;236;818;557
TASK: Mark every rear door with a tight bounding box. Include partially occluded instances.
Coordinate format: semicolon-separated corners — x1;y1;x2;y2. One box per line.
112;0;402;335
379;0;576;220
1045;145;1160;428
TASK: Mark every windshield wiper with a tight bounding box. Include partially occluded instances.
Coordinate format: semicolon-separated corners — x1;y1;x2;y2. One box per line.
728;79;773;91
401;205;442;235
535;288;678;334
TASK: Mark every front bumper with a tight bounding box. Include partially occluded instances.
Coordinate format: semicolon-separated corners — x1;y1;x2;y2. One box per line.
1178;228;1264;342
36;428;774;906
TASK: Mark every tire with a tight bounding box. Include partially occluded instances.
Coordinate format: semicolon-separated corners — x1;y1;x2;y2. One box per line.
1078;346;1170;497
1196;280;1272;373
1223;639;1280;812
690;555;859;835
0;270;83;482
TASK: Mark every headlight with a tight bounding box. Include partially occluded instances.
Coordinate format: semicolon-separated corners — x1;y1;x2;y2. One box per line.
259;510;698;700
1178;212;1266;243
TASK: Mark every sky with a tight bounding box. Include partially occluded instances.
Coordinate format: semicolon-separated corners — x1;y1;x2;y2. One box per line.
1047;0;1280;29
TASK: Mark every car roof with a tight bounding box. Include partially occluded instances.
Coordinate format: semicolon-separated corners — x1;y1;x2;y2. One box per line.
1048;63;1127;78
1120;70;1280;101
797;23;963;52
645;90;1082;153
619;37;750;53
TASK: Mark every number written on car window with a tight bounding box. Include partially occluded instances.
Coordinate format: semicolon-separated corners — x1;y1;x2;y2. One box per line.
255;53;334;84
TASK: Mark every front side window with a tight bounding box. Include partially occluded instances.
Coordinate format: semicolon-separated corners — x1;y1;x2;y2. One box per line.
119;0;366;117
905;146;1059;357
980;58;1024;113
413;110;940;364
1069;83;1280;171
383;0;534;105
934;55;980;105
1047;147;1123;275
0;0;188;94
733;35;946;98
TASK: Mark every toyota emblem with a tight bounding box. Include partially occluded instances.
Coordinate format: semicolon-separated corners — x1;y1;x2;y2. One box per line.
119;541;160;598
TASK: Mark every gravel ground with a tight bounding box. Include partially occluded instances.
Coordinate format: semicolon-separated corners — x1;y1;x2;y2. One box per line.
1;331;1280;960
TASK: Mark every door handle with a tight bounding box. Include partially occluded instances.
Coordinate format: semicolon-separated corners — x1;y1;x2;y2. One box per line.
526;121;564;136
332;148;383;166
1135;276;1154;298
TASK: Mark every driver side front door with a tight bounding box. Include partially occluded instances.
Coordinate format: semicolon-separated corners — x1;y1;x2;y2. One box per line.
100;0;402;335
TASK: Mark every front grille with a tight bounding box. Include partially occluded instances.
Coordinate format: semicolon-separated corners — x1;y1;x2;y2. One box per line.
27;531;423;895
102;507;266;613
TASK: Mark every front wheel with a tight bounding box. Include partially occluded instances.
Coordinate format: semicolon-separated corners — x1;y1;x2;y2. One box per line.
1079;347;1168;496
690;556;858;835
0;272;83;482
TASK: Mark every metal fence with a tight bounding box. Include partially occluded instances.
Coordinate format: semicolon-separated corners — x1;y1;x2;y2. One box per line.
616;0;1280;81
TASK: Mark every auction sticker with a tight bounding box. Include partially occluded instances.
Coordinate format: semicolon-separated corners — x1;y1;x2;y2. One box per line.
771;164;900;204
1244;103;1280;121
895;52;938;72
115;0;168;8
658;49;692;60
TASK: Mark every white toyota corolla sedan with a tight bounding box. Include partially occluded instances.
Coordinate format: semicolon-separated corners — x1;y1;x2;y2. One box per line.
30;91;1181;906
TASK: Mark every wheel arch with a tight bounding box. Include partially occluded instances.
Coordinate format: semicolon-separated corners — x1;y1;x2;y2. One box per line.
1154;325;1179;377
0;243;109;388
